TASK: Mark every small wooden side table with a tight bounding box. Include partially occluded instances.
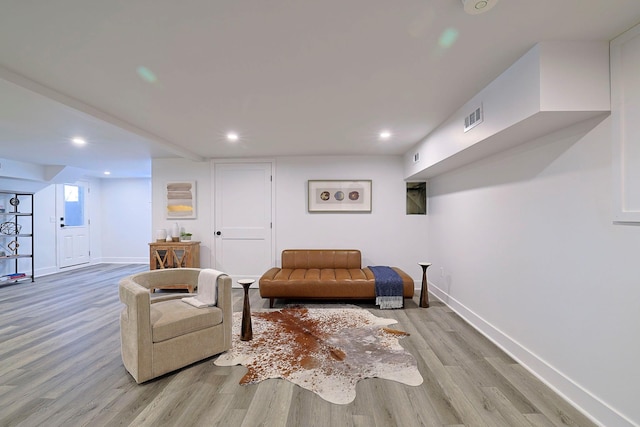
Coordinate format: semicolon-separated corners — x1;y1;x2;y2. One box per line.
418;262;431;308
238;279;255;341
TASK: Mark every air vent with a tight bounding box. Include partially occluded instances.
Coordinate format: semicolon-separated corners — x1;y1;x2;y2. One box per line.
464;104;483;132
413;152;420;163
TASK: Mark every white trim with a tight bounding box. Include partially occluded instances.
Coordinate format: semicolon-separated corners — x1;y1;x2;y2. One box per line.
35;259;146;278
611;23;640;223
34;266;59;278
428;282;638;427
99;257;147;264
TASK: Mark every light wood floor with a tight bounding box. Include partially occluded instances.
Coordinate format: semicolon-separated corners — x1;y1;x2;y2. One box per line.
0;264;595;427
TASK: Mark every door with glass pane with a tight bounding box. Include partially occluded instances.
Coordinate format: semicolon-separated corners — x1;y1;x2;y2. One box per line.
57;182;90;268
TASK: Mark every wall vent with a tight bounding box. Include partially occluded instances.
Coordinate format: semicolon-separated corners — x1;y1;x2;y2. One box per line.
413;152;420;163
464;104;483;132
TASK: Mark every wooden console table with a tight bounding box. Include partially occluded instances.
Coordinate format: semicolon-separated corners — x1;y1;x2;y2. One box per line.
148;241;201;293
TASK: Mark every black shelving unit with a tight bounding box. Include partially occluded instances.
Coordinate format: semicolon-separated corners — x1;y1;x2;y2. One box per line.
0;191;34;284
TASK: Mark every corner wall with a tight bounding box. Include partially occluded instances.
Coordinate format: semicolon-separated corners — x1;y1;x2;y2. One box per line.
426;116;640;426
99;178;151;263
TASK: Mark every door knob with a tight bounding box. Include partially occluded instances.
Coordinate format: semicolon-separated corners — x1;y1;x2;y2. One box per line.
60;224;65;228
216;231;221;236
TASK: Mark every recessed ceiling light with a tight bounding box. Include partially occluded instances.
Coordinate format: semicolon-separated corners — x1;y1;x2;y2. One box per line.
475;0;488;9
461;0;498;15
103;171;111;175
71;137;86;146
379;131;392;140
226;132;239;142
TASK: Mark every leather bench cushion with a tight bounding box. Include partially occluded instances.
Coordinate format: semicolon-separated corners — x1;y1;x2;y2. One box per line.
260;266;414;298
150;300;223;343
281;249;362;269
274;268;370;283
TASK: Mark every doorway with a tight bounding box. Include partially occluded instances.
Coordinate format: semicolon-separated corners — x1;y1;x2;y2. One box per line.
213;162;273;285
56;182;90;268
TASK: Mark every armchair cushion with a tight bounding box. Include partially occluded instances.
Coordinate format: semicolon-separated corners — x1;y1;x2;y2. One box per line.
151;301;223;343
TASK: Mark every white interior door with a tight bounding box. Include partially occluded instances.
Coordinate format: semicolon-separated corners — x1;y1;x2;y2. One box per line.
57;182;90;268
214;162;273;286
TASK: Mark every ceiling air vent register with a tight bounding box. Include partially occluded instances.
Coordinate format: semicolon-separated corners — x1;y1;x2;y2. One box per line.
464;104;483;133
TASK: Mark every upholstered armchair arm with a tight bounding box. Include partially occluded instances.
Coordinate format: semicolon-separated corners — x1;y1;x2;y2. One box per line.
216;275;233;348
119;277;153;383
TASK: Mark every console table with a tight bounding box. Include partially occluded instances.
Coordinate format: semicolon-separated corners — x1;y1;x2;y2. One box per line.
149;241;200;270
148;241;201;293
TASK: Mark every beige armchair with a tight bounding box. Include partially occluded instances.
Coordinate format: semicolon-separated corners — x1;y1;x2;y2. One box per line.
119;268;232;383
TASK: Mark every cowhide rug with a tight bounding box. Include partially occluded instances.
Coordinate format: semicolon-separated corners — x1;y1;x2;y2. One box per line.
214;305;423;404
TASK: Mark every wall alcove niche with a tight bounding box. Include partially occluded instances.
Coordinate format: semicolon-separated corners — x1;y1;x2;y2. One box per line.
406;182;427;215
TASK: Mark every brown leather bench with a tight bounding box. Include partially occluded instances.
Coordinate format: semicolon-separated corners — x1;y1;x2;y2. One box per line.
258;249;414;307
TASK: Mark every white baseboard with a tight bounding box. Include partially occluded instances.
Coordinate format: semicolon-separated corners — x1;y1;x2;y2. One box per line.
98;257;147;264
34;265;58;278
34;259;147;278
428;281;636;427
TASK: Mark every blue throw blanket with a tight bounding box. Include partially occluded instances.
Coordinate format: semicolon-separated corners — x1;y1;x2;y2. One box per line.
368;266;404;309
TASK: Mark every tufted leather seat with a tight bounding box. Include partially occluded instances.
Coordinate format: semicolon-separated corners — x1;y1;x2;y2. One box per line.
259;249;414;307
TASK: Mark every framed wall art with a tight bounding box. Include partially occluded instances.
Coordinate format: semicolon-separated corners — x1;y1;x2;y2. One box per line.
308;180;372;212
166;181;196;219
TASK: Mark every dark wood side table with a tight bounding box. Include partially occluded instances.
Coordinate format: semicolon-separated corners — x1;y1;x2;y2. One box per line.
238;279;255;341
418;262;431;308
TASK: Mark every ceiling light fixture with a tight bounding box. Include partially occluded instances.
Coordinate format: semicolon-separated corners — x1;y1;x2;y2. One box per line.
226;132;239;142
71;137;86;146
461;0;498;15
103;171;111;175
379;131;392;140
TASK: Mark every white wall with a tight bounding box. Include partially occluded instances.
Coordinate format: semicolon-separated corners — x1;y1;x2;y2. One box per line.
404;42;610;181
100;178;151;263
32;180;106;276
88;178;103;264
426;116;640;427
33;184;57;276
275;155;427;280
15;176;151;277
152;158;212;266
151;155;428;282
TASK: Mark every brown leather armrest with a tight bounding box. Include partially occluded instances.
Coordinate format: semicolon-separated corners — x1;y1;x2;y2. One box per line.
260;267;282;282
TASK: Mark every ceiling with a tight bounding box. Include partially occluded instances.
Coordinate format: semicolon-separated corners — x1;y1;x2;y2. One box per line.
1;1;640;178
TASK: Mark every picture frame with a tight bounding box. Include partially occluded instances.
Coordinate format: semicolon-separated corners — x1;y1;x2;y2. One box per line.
308;180;372;212
166;181;196;219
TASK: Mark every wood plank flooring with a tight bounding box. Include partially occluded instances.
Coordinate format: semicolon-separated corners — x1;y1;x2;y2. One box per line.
0;264;596;427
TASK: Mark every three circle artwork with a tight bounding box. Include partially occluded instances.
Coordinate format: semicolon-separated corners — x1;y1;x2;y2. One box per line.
319;190;360;203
